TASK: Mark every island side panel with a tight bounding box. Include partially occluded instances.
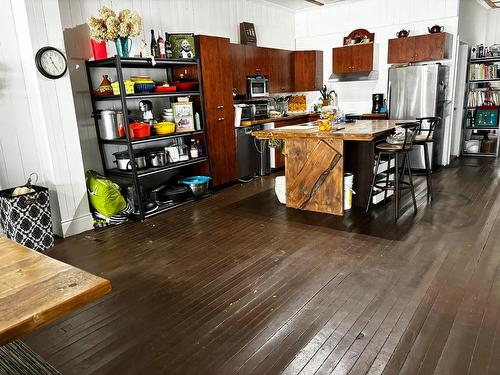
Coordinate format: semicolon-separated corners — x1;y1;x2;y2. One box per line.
285;138;344;215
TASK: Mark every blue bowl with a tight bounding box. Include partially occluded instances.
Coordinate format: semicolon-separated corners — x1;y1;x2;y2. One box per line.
179;176;211;185
134;83;156;93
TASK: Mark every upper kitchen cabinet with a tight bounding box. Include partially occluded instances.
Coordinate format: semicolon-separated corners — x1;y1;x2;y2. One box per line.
270;49;294;93
332;44;374;74
388;33;452;64
332;29;375;75
198;35;237;186
230;43;247;96
294;50;323;92
245;45;271;77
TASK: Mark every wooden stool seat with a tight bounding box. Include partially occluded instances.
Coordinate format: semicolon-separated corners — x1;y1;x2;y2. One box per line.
376;142;412;151
414;134;433;143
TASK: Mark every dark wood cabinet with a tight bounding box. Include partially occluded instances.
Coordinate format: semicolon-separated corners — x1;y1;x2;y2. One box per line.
198;35;237;186
332;44;373;74
230;43;247;96
269;49;294;93
388;33;452;64
294;50;323;92
245;45;271;76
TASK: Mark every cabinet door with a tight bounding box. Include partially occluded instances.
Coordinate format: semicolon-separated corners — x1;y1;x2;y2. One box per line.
198;35;237;186
279;49;294;92
268;48;281;93
230;43;247;96
414;33;450;62
332;46;352;74
295;50;323;91
351;44;373;72
387;37;416;63
245;46;270;76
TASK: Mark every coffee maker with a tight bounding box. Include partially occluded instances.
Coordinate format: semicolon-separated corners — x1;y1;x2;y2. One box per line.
372;93;384;113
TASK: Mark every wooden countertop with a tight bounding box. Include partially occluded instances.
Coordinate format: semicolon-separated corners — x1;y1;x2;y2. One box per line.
0;237;111;345
252;119;402;142
240;112;320;126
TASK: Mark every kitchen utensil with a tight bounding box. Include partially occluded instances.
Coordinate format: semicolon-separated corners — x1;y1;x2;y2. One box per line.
396;29;410;38
179;176;211;197
372;94;384;114
134;82;156;93
113;151;147;170
142;199;158;213
170;81;199;91
98;110;119;140
129;122;151;138
177;140;190;161
428;25;444;33
147;149;168;167
116;111;125;138
150;185;192;203
154;121;175;135
95;75;113;96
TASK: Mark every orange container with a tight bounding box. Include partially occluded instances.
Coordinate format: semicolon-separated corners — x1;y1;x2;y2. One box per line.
129;122;150;139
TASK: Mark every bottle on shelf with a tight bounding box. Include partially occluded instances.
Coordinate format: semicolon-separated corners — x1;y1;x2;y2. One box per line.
150;29;157;58
478;44;484;58
190;139;199;159
165;32;173;59
157;31;165;58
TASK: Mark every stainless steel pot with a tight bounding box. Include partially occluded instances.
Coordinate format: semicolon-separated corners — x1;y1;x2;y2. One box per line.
147;150;168;167
99;110;119;140
113;151;147;170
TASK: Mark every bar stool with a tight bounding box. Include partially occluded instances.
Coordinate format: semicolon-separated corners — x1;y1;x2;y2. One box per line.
414;117;440;200
366;122;419;221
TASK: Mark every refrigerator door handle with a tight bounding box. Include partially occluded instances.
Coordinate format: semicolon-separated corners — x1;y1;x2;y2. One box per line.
387;81;392;117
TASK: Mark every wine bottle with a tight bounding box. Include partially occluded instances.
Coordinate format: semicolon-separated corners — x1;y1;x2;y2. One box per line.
150;29;157;58
157;31;165;58
165;32;173;58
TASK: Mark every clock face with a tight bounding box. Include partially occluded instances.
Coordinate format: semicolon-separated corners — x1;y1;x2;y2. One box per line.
35;47;67;79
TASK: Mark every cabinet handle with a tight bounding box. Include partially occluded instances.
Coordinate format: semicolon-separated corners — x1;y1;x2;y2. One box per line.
218;117;224;121
217;105;224;110
256;68;261;72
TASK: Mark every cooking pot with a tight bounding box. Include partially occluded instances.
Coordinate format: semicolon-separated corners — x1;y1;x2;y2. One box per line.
98;110;119;140
396;29;410;38
129;122;151;139
428;25;444;34
147;149;168;167
179;176;211;197
113;151;147;171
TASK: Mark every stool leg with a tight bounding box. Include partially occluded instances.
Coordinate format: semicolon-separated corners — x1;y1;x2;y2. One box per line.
406;151;417;213
394;153;400;221
399;152;407;184
366;152;382;213
384;153;390;203
423;143;433;200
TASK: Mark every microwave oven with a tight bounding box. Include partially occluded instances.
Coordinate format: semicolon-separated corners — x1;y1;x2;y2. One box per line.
247;76;269;98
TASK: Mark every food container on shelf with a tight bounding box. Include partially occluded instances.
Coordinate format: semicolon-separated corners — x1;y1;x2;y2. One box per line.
130;76;153;82
465;140;481;153
129;122;151;139
98;110;119;140
170;81;199;91
179;176;211;197
154;121;175;135
113;151;147;170
147;149;168;167
134;82;156;93
111;80;135;95
155;86;177;93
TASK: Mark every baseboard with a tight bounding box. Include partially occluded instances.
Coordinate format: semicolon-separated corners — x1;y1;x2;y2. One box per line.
60;213;93;238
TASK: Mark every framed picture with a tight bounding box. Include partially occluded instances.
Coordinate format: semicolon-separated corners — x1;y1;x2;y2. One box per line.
172;102;195;132
169;33;196;59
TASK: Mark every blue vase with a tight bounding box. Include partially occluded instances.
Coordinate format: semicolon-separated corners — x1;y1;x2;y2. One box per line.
114;38;124;57
115;37;132;57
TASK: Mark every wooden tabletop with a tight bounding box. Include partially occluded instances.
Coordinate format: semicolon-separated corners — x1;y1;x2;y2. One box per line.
0;237;111;345
252;119;403;141
240;112;320;127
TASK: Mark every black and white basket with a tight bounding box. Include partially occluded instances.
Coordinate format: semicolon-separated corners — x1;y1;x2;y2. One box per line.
0;185;54;252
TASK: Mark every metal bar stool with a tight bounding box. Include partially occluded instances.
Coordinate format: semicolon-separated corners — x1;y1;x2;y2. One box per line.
366;122;419;221
414;117;440;200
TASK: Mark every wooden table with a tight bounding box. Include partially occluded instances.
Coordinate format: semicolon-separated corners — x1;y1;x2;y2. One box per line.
252;120;401;215
0;237;111;345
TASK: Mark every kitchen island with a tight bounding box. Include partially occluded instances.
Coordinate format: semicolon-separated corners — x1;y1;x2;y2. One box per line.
252;120;400;215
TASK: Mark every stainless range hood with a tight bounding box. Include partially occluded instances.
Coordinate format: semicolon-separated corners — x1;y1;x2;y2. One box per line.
329;70;379;82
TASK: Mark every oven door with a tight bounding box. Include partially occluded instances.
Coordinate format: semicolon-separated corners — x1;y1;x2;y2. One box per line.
248;79;268;98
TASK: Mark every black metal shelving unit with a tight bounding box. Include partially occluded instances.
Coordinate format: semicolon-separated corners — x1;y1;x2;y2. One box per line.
85;56;211;220
461;54;500;158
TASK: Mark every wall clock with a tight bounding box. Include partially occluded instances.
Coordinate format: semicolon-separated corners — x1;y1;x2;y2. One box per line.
35;46;68;79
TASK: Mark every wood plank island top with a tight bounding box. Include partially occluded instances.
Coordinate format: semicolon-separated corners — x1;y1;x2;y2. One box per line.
0;237;111;345
252;119;403;141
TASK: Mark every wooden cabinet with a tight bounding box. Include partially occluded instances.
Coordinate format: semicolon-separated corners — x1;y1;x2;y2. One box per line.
230;43;247;96
198;35;237;186
269;49;294;93
294;50;323;92
245;45;271;77
388;33;452;64
332;44;373;74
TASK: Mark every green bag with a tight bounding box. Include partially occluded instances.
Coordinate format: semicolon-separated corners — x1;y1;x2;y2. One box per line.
86;170;126;218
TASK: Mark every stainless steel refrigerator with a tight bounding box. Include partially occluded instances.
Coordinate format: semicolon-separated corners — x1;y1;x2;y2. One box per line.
388;64;448;168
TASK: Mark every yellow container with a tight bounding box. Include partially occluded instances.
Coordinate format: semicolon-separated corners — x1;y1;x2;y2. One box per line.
111;80;135;95
154;122;175;135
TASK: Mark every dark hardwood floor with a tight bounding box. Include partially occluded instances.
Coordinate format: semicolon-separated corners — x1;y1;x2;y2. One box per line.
23;157;500;374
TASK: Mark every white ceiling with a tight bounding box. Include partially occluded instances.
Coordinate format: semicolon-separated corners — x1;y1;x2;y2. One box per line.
264;0;349;11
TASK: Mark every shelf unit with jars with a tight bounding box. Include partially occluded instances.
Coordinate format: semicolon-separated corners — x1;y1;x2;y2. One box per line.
462;54;500;158
85;56;211;220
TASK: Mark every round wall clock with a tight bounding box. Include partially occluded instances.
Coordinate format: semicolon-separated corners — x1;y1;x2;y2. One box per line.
35;47;68;79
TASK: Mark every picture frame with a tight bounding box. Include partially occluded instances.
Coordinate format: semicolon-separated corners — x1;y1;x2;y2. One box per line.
169;33;196;59
172;102;195;133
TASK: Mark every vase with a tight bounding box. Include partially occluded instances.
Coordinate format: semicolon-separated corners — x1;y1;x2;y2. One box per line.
90;39;107;60
115;37;132;57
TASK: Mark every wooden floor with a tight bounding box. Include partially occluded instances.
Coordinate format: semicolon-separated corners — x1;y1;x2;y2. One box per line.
23;157;500;375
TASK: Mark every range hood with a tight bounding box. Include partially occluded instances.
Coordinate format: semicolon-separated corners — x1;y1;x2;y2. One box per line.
329;70;379;82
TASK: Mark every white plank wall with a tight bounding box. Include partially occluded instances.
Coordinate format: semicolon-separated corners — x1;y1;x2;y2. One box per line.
59;0;296;173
